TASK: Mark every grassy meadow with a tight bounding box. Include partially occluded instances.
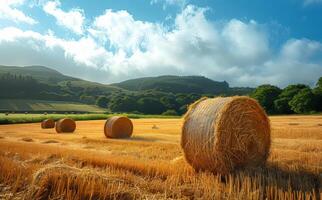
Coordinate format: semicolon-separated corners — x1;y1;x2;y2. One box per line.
0;116;321;199
0;113;180;124
0;99;106;113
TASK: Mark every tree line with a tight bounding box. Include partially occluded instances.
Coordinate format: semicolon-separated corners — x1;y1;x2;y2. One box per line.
250;77;322;114
97;77;322;115
1;72;321;115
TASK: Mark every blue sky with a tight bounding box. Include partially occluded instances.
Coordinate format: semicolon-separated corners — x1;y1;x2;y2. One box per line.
0;0;321;87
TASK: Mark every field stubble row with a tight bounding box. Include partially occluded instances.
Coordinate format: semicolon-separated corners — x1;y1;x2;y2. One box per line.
0;116;321;199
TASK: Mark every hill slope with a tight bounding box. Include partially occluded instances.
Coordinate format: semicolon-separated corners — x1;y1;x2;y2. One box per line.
113;75;230;94
0;99;105;113
0;65;77;84
0;65;121;92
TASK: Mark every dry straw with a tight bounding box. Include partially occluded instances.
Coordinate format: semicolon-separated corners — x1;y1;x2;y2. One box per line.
104;116;133;138
41;119;55;129
181;96;271;174
55;118;76;133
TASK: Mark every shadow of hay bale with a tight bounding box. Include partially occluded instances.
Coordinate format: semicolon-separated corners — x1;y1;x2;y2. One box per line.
21;137;34;142
42;140;59;144
126;136;159;142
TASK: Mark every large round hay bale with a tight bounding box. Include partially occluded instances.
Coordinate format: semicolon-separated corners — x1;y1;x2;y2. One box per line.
104;116;133;138
181;96;271;174
55;118;76;133
41;119;55;129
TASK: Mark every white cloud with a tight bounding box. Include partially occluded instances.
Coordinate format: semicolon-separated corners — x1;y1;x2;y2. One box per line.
303;0;322;5
90;9;162;53
0;0;37;24
0;5;321;87
43;0;85;34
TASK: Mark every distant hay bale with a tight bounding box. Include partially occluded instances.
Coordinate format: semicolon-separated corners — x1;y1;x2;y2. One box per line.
41;119;55;129
181;96;271;174
55;118;76;133
104;116;133;138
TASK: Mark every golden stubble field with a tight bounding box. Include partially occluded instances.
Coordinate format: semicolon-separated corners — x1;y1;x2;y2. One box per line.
0;116;321;199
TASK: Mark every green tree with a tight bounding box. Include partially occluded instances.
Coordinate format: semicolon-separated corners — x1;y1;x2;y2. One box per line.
162;109;179;116
313;77;322;111
179;104;188;115
274;97;290;114
251;84;281;114
160;95;178;110
96;96;109;108
109;96;138;112
316;77;322;90
289;88;316;113
137;97;166;114
274;84;309;114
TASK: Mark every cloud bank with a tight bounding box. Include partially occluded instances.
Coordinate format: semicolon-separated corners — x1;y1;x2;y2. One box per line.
0;2;321;87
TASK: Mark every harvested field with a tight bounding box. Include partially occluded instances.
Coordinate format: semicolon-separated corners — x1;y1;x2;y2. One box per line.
0;116;321;199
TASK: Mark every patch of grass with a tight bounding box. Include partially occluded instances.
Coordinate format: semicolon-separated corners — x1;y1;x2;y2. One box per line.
0;99;106;113
0;113;180;125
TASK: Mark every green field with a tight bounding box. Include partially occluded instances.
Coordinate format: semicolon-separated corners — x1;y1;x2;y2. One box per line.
0;113;180;124
0;99;106;113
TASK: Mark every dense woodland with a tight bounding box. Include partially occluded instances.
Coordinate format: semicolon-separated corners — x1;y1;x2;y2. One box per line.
0;66;321;115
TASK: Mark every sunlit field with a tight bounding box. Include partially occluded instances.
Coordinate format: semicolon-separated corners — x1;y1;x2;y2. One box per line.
0;116;321;199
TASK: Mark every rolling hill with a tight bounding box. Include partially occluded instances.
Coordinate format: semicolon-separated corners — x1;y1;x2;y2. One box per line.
112;75;230;94
0;65;253;95
113;75;253;95
0;65;254;113
0;65;121;92
0;99;105;113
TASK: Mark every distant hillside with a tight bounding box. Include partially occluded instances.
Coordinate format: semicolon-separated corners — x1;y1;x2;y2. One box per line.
0;65;121;92
0;99;105;113
0;65;253;114
113;75;231;94
0;65;77;84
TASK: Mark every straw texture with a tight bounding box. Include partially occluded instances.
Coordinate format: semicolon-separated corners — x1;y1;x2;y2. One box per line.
55;118;76;133
41;119;55;129
181;96;271;174
104;116;133;138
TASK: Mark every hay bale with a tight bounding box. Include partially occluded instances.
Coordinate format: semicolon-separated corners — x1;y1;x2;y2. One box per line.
181;96;271;174
104;116;133;138
55;118;76;133
41;119;55;129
